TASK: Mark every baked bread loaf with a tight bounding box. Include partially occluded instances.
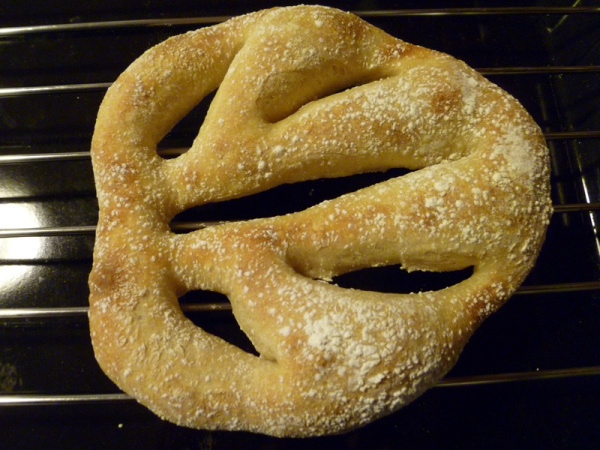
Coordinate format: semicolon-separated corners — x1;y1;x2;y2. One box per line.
89;5;552;437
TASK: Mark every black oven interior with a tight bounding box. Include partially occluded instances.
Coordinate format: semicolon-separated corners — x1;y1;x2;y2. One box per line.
1;1;599;448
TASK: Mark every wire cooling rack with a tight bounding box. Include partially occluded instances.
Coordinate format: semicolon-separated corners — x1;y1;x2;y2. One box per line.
1;2;599;448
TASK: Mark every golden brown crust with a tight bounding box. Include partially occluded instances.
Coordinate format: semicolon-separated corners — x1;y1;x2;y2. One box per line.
89;5;552;437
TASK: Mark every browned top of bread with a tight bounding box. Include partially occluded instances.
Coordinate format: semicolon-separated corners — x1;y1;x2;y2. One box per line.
89;5;552;437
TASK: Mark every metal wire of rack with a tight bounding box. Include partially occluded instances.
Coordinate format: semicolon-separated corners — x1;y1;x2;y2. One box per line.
1;2;599;448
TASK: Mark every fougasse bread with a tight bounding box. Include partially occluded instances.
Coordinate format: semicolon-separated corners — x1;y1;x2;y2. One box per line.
88;5;552;437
